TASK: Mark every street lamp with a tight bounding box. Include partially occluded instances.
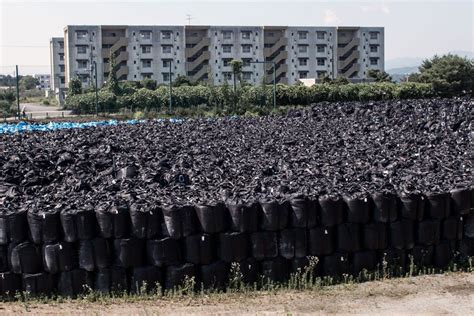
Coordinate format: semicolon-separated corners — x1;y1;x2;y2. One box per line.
249;60;276;109
168;61;173;113
93;61;98;116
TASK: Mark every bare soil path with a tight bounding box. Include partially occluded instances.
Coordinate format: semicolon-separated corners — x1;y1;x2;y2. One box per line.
1;272;472;315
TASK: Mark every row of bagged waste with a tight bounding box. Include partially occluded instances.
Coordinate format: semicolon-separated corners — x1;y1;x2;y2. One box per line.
2;188;473;244
0;188;473;297
1;235;474;297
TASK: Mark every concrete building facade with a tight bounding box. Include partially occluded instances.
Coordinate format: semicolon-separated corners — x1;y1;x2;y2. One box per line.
56;25;384;89
34;74;51;90
49;37;66;102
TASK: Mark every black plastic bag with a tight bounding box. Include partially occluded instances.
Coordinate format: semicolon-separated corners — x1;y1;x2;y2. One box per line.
114;238;145;268
308;226;335;256
322;252;349;276
378;248;406;270
344;195;371;224
372;192;398;222
289;196;317;228
27;209;61;244
259;199;289;231
351;250;376;274
0;272;22;297
78;238;112;271
164;263;195;290
23;272;55;296
58;269;94;297
0;246;8;272
226;202;259;232
95;202;130;239
94;267;128;294
441;216;459;241
238;257;259;284
425;192;451;219
130;266;163;293
10;242;43;274
260;257;289;283
147;237;181;267
183;233;215;265
194;203;229;233
199;261;229;289
318;196;343;227
42;242;76;274
399;192;425;221
417;220;440;246
60;208;96;242
218;232;249;263
434;241;453;268
129;202;161;239
411;245;434;267
389;220;414;249
337;223;361;252
0;210;28;245
363;223;387;250
278;228;307;259
450;188;471;215
250;231;278;260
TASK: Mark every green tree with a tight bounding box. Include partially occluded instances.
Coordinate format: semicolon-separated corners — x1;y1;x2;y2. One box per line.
333;76;349;85
367;69;393;82
319;73;333;84
68;77;82;96
107;52;120;95
19;75;39;90
173;75;193;87
141;78;157;90
229;59;243;92
413;54;473;96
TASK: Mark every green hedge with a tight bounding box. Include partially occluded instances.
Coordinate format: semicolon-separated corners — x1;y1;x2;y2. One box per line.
65;82;435;114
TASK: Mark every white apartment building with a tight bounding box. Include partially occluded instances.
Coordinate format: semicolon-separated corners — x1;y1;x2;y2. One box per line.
56;25;384;89
49;37;66;102
34;74;51;90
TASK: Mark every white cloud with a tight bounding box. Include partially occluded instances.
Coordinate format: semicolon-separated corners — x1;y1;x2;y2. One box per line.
361;3;391;14
323;9;341;24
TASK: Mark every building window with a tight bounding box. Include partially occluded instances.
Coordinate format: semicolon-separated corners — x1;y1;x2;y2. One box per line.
370;32;378;40
161;31;172;40
141;45;152;54
298;45;308;53
242;58;252;67
80;76;88;83
76;46;87;54
223;72;232;80
76;31;87;40
222;31;232;39
298;31;308;40
222;45;232;53
142;59;152;68
60;77;65;84
317;71;327;78
316;31;325;40
243;72;252;80
370;57;378;65
299;58;308;66
59;41;64;49
317;58;325;66
162;59;171;68
140;31;152;39
242;45;252;53
77;60;88;69
223;59;233;67
299;71;308;79
162;73;170;81
370;45;378;53
59;53;64;61
162;45;172;54
59;65;65;72
317;45;325;53
241;31;251;40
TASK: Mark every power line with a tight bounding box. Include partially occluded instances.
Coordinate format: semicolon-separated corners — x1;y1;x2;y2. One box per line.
0;45;49;48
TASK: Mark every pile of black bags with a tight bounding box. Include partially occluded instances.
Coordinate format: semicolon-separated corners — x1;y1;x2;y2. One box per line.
0;189;472;297
0;97;472;297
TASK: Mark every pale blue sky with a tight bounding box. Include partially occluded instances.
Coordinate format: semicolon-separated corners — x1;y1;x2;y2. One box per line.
0;0;473;74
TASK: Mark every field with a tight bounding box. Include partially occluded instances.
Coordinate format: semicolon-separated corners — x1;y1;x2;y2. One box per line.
0;97;472;303
1;273;473;314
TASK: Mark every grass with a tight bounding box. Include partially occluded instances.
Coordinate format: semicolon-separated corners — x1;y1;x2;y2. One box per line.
4;254;472;311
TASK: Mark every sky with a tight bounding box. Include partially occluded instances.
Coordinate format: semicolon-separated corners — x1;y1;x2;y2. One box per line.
0;0;473;75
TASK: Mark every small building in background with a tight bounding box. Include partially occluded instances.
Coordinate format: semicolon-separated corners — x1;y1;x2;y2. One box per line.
34;74;51;90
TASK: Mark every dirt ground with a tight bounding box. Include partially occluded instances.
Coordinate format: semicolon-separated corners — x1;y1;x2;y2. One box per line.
1;272;472;315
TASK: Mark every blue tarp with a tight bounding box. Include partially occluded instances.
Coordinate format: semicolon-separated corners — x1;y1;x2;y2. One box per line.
0;119;145;134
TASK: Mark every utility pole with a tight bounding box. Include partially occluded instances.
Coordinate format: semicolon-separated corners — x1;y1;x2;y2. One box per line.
15;65;20;119
169;61;173;113
249;60;277;109
94;61;98;116
186;14;194;25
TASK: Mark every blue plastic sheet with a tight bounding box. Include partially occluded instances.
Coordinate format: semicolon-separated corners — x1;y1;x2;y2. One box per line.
0;120;145;134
